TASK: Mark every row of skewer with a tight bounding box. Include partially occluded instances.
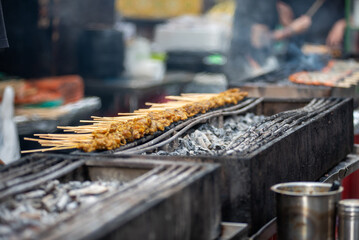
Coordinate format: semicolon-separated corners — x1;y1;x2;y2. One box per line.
290;60;359;88
22;89;248;153
289;70;359;88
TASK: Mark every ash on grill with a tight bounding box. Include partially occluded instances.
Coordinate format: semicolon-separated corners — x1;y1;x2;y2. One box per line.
148;98;340;157
0;180;122;239
150;113;265;156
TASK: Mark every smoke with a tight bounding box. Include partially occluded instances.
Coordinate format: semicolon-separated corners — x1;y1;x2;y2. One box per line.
225;0;278;82
286;43;328;71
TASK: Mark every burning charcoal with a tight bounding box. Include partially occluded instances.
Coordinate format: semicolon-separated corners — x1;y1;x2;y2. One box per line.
69;184;108;197
155;150;169;156
42;194;57;212
227;121;238;130
19;211;42;220
22;228;42;239
30;199;43;210
237;122;250;131
40;214;58;226
56;193;70;212
43;180;59;193
3;199;18;210
109;181;122;188
12;204;28;216
182;138;194;150
203;132;214;142
69;181;82;187
176;149;189;156
82;181;92;187
147;113;267;157
15;190;46;200
78;196;98;205
242;114;255;124
0;206;13;222
212;144;224;151
0;224;12;236
213;128;224;137
11;218;42;232
193;130;211;149
66;201;78;211
192;144;211;155
0;180;121;239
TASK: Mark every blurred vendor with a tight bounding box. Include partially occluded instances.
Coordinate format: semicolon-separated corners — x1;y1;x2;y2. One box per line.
227;0;278;78
0;0;7;48
277;0;346;48
226;0;312;81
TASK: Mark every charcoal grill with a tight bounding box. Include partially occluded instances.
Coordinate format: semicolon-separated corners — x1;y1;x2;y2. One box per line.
77;97;353;234
0;153;221;240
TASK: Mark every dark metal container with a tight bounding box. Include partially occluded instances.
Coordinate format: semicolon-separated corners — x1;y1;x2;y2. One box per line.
0;154;221;240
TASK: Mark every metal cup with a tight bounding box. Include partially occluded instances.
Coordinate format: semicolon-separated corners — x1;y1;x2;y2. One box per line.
271;182;343;240
338;199;359;240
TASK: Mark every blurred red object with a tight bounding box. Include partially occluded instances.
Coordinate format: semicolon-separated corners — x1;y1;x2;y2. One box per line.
16;75;84;105
342;170;359;199
341;134;359;199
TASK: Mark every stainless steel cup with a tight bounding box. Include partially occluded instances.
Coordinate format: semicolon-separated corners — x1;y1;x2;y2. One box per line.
271;182;343;240
338;199;359;240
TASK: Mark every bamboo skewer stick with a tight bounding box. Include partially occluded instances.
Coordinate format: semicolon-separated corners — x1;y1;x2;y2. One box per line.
92;116;142;120
165;96;202;101
181;93;217;96
135;108;171;112
59;128;102;132
30;137;91;142
34;133;92;137
149;103;186;109
21;146;77;154
80;116;142;123
146;100;190;104
80;120;104;123
117;113;147;116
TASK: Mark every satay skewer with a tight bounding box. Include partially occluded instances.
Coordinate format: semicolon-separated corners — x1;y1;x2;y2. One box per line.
22;88;248;153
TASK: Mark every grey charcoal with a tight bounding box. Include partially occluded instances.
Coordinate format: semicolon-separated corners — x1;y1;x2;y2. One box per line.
0;180;121;238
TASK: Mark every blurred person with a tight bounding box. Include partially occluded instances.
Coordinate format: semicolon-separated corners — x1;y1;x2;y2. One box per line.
271;15;312;42
226;0;312;82
277;0;346;48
